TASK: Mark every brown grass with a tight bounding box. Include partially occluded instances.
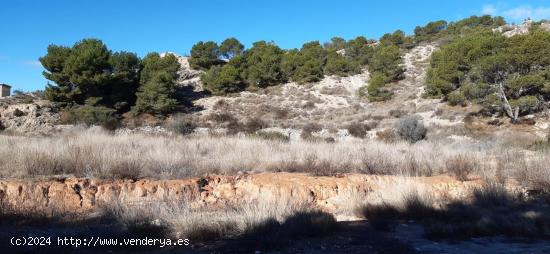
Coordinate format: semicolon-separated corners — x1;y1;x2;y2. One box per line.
445;154;478;181
0;129;549;189
1;190;337;251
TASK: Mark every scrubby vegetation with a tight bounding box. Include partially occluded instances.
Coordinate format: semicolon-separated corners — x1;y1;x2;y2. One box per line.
413;16;505;44
36;15;525;129
40;39;181;124
196;38;365;94
193;34;408;100
425;17;550;122
361;15;506;101
394;116;427;143
0;189;338;253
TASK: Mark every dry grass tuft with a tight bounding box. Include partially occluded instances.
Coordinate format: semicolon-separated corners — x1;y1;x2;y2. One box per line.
445;155;477;181
0;128;548;183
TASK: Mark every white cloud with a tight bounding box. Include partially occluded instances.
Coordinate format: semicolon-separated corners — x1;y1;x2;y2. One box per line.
23;60;42;68
503;6;550;21
483;5;550;22
482;4;497;15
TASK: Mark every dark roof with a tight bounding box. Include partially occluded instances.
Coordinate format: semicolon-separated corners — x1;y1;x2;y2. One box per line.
0;84;11;88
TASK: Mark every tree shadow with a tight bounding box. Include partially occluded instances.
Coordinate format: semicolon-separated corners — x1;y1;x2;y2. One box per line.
174;85;209;113
360;183;550;241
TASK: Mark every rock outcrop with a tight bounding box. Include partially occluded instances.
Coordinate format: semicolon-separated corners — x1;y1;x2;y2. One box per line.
493;18;550;38
161;52;203;92
0;95;60;135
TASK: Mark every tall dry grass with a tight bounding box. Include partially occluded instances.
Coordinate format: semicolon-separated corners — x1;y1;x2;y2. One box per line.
0;128;548;191
102;192;337;242
357;177;550;240
0;187;337;249
0;129;476;178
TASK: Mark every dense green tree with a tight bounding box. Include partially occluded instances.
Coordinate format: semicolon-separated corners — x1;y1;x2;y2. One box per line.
380;30;406;47
106;51;141;110
447;15;505;34
140;52;179;84
189;41;221;70
425;32;506;97
201;64;244;95
412;16;505;45
324;50;360;76
344;36;374;65
219;38;244;60
369;45;404;81
132;52;180;114
243;41;286;87
41;45;73;103
323;37;347;51
291;41;326;84
414;20;448;42
41;39;146;112
367;72;392;101
292;59;324;84
132;71;178;114
426;29;550;121
281;49;300;79
41;39;112;105
63;39;111;105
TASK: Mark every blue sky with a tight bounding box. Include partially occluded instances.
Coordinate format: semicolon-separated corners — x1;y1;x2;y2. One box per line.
2;0;550;92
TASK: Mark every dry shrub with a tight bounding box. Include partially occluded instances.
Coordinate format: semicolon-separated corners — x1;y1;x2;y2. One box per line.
394;116;427;143
376;129;398;143
243;117;266;133
100;194;336;245
446;155;477;181
320;86;347;95
346;122;368;138
212;99;229;110
13;108;27;117
504;154;550;195
388;109;405;118
359;188;436;230
274;107;290;119
225;117;267;135
166;114;196;135
253;131;290;142
122;112;161;128
300;123;323;140
361;153;395;175
302;101;316;109
24;151;63;175
208;112;236;123
472;182;512;207
400;190;437;220
360;203;400;231
371;115;385;121
226;119;243;135
274;154;348;176
108;160;143;180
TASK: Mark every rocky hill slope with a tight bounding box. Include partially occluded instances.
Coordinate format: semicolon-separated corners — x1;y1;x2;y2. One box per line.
0;95;60;135
3;22;550;139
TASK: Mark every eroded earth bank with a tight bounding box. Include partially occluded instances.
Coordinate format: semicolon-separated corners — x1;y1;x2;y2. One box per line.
2;173;550;253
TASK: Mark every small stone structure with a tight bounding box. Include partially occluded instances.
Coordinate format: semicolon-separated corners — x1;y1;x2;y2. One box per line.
0;83;11;97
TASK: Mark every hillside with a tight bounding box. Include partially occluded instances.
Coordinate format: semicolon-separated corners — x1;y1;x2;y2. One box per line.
2;16;550;254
